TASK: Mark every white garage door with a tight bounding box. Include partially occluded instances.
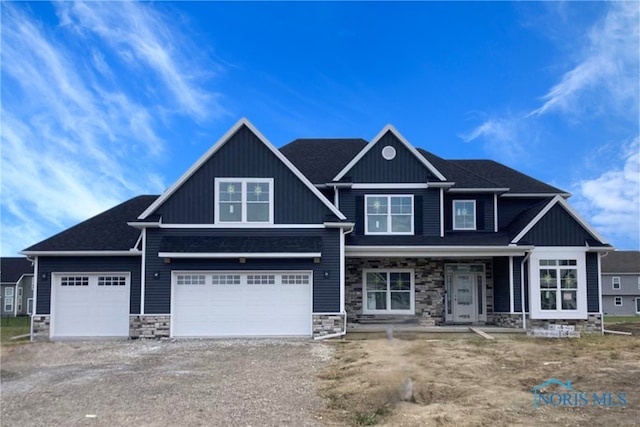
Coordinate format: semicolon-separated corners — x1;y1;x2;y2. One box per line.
51;274;130;338
172;271;312;337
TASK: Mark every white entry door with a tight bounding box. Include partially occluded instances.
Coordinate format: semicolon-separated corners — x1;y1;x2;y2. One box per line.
453;273;477;323
172;271;312;337
51;274;130;338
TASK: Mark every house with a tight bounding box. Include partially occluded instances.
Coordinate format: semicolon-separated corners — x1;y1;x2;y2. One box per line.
1;257;34;317
601;251;640;316
22;118;611;340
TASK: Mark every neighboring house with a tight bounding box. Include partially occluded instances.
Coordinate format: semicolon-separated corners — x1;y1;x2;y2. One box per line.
601;251;640;316
22;118;612;340
1;257;34;317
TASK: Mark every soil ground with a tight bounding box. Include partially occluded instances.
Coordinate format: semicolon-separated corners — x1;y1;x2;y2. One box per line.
318;333;640;426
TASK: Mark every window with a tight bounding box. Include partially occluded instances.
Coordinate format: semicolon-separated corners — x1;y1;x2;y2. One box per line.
4;287;14;312
365;195;413;235
211;274;240;285
363;270;414;314
27;298;34;315
17;287;23;312
453;200;476;230
539;259;578;311
215;178;273;224
636;298;640;314
247;275;275;285
614;296;623;306
281;274;310;285
60;276;89;286
98;276;127;286
176;275;206;285
612;276;621;290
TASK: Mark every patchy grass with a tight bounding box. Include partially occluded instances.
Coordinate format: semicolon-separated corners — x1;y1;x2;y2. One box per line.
318;334;640;426
1;316;30;344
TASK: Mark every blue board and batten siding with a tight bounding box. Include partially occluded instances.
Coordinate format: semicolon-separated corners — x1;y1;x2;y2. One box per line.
492;257;510;312
155;125;334;224
144;228;341;314
521;205;594;246
586;252;600;313
35;256;142;315
343;131;438;183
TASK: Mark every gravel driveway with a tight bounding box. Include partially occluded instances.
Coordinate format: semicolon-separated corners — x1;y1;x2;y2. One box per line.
1;339;333;427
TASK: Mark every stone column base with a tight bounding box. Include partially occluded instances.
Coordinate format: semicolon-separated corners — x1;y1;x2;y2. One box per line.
130;315;171;339
313;313;345;337
31;315;50;341
488;313;603;334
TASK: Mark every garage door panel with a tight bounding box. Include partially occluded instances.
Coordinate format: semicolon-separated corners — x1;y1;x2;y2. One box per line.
52;274;130;338
173;272;312;337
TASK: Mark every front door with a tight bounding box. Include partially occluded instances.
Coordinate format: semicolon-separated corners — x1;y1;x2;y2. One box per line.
453;273;477;323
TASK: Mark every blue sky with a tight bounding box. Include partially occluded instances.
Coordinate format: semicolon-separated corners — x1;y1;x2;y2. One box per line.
1;1;638;256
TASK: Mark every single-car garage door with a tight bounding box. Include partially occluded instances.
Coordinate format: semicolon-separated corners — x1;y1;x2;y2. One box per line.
172;271;312;337
51;274;130;338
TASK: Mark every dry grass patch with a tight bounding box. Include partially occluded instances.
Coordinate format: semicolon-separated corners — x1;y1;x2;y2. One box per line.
318;334;640;426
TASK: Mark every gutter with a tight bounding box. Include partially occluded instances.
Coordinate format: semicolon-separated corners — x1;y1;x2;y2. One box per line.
521;251;532;330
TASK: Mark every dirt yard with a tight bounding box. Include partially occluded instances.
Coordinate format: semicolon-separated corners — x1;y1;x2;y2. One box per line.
318;333;640;426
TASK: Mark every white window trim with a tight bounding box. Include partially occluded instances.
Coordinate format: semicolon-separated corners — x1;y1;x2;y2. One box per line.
453;200;476;231
364;194;414;235
27;298;34;315
614;296;623;307
612;276;621;290
362;269;415;315
214;178;274;225
529;248;588;320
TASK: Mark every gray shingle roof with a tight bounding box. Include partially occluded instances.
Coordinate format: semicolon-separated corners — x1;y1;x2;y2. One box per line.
23;195;158;252
0;257;33;283
601;251;640;273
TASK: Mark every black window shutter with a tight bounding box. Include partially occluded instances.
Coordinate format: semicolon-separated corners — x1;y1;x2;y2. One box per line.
355;195;364;235
476;200;485;230
414;195;423;235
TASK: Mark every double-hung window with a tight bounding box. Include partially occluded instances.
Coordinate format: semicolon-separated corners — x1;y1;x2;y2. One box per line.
363;270;414;314
453;200;476;230
215;178;273;224
365;195;413;235
612;277;621;290
4;287;14;312
539;259;578;311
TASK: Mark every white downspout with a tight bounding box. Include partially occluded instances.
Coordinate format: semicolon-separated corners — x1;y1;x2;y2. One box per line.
521;251;532;330
598;251;608;334
29;256;38;341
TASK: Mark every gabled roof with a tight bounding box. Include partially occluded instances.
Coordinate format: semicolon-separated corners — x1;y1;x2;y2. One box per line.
601;251;640;273
280;138;367;184
417;149;501;189
333;125;447;182
510;195;609;245
0;257;33;283
139;118;346;220
507;198;552;239
452;160;567;195
22;195;157;253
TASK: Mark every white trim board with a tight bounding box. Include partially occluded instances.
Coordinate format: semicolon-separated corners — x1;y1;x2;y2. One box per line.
158;252;322;259
332;124;447;182
21;251;142;257
138;118;346;221
510;195;609;245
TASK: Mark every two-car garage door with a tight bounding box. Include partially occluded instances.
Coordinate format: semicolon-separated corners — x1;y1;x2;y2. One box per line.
172;271;312;337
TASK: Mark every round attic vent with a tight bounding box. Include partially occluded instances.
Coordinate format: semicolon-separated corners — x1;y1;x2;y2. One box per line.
381;145;396;160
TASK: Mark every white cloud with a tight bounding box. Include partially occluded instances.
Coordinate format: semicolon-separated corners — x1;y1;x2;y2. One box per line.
458;115;533;163
0;2;225;256
574;137;640;249
529;2;639;118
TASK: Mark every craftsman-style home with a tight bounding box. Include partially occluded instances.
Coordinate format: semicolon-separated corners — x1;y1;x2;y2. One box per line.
23;119;611;339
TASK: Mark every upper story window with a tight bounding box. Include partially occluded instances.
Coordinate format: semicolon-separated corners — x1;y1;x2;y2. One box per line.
453;200;476;230
365;195;413;235
215;178;273;224
612;276;621;290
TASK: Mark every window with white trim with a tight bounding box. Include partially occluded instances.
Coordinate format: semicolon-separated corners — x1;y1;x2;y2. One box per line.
215;178;273;224
539;259;578;311
27;298;33;315
453;200;476;230
98;276;127;286
363;270;414;314
612;276;621;290
17;287;23;312
614;296;623;306
281;274;310;285
4;287;14;312
176;275;206;285
211;274;240;285
247;275;275;285
636;297;640;313
60;276;89;286
365;195;413;235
